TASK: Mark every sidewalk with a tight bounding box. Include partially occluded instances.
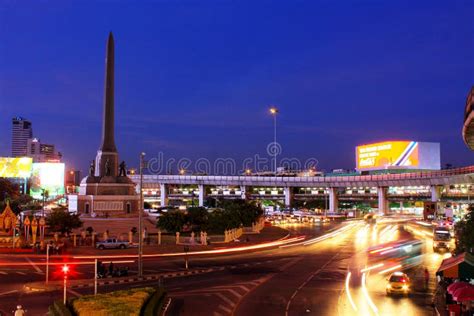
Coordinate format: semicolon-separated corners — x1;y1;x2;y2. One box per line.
408;265;441;315
69;225;290;256
0;226;290;257
433;286;449;316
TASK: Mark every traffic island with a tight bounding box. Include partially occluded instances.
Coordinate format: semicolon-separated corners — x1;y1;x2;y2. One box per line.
48;287;166;316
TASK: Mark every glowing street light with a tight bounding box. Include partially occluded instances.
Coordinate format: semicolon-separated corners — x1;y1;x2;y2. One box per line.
269;106;279;174
179;169;186;175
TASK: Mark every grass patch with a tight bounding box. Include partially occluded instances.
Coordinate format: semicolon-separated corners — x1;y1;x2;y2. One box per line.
72;287;155;316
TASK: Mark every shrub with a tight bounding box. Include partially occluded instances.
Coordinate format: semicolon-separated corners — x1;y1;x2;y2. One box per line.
72;287;155;316
48;300;73;316
141;288;166;316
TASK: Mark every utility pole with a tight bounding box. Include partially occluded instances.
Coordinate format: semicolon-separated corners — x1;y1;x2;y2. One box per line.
138;152;145;278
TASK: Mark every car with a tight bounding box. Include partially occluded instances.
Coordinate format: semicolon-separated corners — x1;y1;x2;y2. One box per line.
96;238;130;250
386;271;411;296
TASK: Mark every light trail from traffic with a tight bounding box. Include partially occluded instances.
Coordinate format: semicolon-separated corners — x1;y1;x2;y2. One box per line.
73;235;307;260
378;264;402;275
361;272;379;315
360;263;384;273
280;222;359;248
345;272;358;312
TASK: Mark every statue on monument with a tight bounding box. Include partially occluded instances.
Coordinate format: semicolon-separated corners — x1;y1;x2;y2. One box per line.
89;160;95;176
119;161;127;177
105;158;111;176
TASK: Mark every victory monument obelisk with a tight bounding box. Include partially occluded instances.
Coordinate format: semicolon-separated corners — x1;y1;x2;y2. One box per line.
68;32;139;217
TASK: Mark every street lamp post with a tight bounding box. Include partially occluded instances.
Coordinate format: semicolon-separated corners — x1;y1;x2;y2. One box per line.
45;243;51;284
94;258;98;295
325;190;328;219
184;245;189;270
42;188;46;218
138;152;145;278
269;107;278;175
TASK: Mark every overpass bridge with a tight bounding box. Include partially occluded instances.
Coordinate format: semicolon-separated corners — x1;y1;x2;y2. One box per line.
130;166;474;214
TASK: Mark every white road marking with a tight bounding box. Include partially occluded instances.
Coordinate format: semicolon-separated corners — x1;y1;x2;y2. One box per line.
16;271;26;275
67;289;82;297
25;256;43;273
216;292;236;307
212;284;250;292
0;271;7;275
223;288;242;299
0;290;18;296
218;304;233;313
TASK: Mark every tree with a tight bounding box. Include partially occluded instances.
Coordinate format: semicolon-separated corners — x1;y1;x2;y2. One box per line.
454;205;474;254
46;209;83;234
207;209;237;233
219;200;263;227
0;178;19;201
156;210;187;233
187;207;208;231
144;201;152;209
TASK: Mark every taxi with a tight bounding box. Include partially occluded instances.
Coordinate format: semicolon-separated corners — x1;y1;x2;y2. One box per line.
386;271;410;296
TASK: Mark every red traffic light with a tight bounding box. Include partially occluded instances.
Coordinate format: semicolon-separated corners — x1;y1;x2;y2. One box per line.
62;265;69;274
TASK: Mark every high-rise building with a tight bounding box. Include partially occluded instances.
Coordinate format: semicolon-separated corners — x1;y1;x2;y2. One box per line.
12;117;33;157
66;169;81;193
26;138;62;162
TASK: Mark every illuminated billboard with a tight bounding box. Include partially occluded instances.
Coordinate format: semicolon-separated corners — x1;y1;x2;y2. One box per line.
0;157;32;178
30;163;65;199
356;141;440;171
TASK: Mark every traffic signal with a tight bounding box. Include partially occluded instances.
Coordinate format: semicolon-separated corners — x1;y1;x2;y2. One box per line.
62;264;69;276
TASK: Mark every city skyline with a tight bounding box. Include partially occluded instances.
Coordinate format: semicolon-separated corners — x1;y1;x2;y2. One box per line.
1;1;473;174
0;2;473;315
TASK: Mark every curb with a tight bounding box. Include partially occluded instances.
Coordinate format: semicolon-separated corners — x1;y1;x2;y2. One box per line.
24;268;214;292
23;257;282;293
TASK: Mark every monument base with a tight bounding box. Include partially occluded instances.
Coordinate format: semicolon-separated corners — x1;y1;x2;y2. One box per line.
69;194;140;217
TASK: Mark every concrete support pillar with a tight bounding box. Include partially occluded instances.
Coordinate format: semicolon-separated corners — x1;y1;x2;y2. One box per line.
284;187;293;207
377;187;389;214
240;185;246;200
431;185;441;202
329;187;338;213
160;183;168;207
198;184;205;207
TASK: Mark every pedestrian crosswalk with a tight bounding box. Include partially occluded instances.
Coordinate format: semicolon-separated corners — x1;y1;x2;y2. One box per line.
169;277;269;316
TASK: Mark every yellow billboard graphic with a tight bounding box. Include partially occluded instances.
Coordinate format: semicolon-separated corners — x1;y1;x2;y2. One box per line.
356;141;419;170
0;157;33;178
30;163;65;199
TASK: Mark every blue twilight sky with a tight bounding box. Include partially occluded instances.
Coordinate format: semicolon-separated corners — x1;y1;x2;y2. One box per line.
0;0;473;175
